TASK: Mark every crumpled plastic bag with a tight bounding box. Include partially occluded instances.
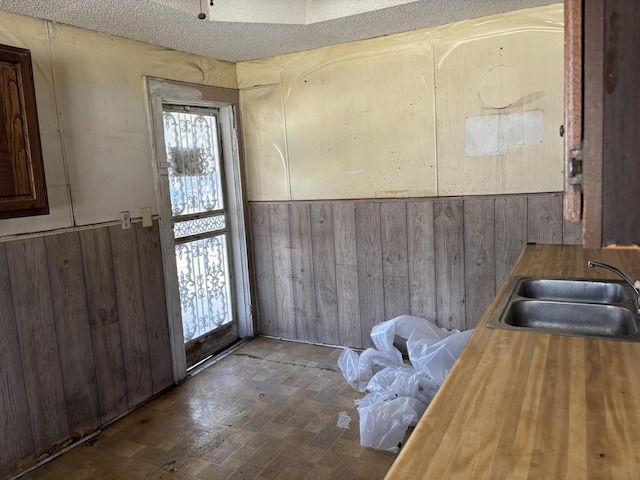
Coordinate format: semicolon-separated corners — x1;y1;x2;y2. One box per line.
370;315;452;356
338;315;474;453
364;365;439;405
356;393;427;453
355;365;439;453
407;328;474;386
337;346;403;392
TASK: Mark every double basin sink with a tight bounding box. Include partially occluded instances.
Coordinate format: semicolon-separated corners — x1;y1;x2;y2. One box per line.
486;276;640;341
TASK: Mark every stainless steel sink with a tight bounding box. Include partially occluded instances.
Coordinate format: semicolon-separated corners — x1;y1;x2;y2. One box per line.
486;276;640;342
503;300;638;337
516;278;627;303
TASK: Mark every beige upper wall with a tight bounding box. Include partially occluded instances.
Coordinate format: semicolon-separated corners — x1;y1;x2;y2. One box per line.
0;5;564;236
0;9;236;237
238;4;564;201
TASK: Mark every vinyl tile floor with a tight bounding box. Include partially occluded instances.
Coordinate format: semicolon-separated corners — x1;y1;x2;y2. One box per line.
20;337;397;480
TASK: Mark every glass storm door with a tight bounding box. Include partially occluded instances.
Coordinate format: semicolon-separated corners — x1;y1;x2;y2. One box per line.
162;105;237;368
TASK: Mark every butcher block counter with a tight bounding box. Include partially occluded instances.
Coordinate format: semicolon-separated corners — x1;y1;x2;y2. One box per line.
385;244;640;479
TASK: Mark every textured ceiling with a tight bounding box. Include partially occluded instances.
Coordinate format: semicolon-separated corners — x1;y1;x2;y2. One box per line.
0;0;558;62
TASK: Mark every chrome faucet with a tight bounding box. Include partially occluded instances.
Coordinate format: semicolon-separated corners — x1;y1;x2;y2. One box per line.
587;261;640;313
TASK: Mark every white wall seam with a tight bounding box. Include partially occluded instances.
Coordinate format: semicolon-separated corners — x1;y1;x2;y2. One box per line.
431;44;439;197
278;56;293;201
46;20;76;227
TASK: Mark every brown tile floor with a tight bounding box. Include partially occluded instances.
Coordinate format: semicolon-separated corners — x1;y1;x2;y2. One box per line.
21;337;396;479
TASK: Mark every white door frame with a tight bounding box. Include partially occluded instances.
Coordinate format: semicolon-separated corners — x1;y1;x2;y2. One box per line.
144;77;254;382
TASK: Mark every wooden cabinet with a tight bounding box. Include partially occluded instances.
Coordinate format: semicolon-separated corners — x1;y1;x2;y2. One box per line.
0;44;48;219
568;0;640;247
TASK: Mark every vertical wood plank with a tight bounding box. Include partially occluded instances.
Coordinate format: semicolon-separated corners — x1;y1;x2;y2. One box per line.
334;202;358;266
44;232;101;437
563;218;584;245
464;199;495;329
0;243;34;476
380;202;409;319
335;265;360;348
407;201;437;321
495;197;528;288
80;228;119;329
250;203;272;237
310;203;339;345
135;222;174;394
355;202;384;347
289;203;318;343
79;228;128;424
5;238;68;455
434;200;465;331
601;0;640;246
270;204;296;339
109;225;153;409
528;194;563;245
582;0;604;248
250;203;278;336
333;202;361;348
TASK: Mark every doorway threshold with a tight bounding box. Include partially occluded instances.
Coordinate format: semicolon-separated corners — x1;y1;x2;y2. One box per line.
186;338;249;377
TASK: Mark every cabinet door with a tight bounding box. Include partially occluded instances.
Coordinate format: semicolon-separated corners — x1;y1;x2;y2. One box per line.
0;44;48;219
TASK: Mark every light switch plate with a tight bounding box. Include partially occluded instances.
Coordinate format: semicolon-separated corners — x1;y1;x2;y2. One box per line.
141;207;152;227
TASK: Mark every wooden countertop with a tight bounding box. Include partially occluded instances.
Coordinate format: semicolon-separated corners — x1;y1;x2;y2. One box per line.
385;244;640;479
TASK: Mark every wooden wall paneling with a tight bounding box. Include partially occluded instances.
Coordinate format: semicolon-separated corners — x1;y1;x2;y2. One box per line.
310;203;339;345
5;238;68;456
601;1;640;245
434;200;465;331
463;199;496;329
334;265;360;348
333;202;361;348
407;201;436;321
494;197;528;288
289;203;318;343
527;194;563;245
44;232;101;437
134;222;174;394
109;225;153;409
380;202;410;319
269;204;296;339
250;203;277;336
0;243;34;476
582;0;604;248
79;228;128;424
355;202;385;347
563;217;583;245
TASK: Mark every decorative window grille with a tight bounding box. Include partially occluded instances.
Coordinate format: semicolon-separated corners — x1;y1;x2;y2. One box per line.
163;108;233;342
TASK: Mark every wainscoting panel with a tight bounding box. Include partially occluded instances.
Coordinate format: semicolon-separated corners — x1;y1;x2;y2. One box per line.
0;243;36;476
0;221;173;478
434;199;465;331
44;232;101;443
250;193;580;347
6;237;69;457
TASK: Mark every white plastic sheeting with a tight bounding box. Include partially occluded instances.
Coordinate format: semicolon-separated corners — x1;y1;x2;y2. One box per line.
338;315;473;453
